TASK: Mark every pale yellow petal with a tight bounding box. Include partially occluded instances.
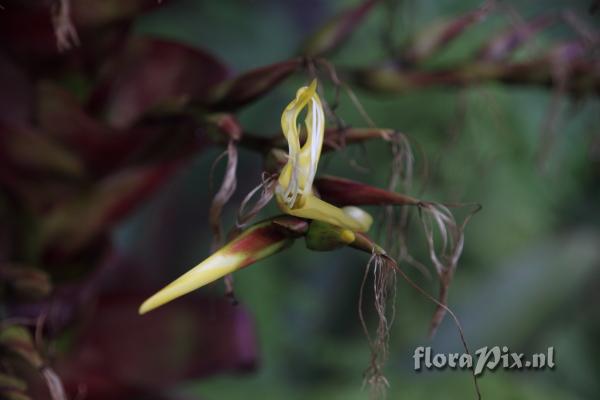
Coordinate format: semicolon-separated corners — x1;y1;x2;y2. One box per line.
278;79;321;208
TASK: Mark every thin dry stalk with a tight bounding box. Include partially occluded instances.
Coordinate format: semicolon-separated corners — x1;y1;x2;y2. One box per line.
209;139;238;251
316;58;382;131
536;71;566;171
208;140;239;299
236;172;277;228
417;202;480;337
358;252;397;400
307;59;347;131
380;132;415;261
316;61;426;272
387;257;482;400
370;131;434;281
315;59;376;174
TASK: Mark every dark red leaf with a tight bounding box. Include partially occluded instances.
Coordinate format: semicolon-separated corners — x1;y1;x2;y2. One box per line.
89;37;230;129
59;293;258;390
0;54;34;127
0;122;85;184
0;6;58;59
0;0;164;58
40;162;184;259
38;83;203;176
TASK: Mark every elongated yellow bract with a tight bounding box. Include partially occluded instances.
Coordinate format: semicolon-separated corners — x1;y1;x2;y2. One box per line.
139;220;295;315
139;251;245;314
275;80;372;233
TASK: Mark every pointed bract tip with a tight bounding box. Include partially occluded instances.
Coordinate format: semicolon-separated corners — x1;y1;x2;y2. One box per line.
138;295;162;315
138;302;151;315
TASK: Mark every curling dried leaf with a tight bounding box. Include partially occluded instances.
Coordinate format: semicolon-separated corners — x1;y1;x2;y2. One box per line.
236;173;277;228
418;202;480;337
209;140;238;249
317;174;479;337
52;0;80;52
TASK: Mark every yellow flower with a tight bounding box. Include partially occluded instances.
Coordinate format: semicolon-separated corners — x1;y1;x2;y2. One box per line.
138;80;373;315
275;79;372;233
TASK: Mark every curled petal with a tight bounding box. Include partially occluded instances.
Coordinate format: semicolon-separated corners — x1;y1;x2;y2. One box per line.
277;79;325;209
275;82;373;233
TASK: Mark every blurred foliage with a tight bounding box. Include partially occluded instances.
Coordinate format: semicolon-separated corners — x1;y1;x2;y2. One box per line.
1;0;599;399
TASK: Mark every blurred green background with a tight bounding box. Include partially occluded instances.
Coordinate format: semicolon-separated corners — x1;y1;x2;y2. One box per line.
112;0;599;399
